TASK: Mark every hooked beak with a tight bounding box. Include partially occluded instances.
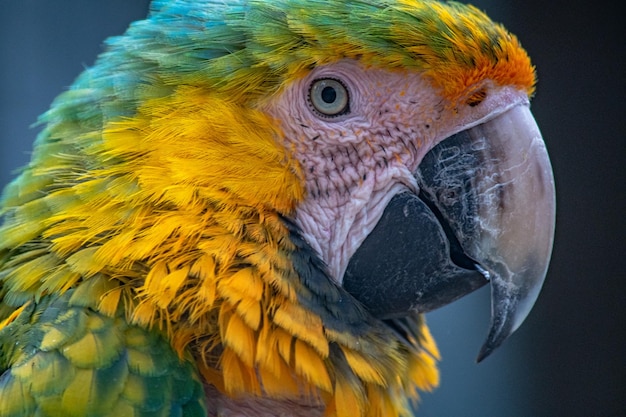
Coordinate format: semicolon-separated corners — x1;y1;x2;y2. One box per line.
343;104;556;361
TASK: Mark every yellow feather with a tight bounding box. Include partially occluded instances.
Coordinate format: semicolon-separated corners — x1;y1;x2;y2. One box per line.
218;267;264;303
333;377;364;417
294;339;332;393
407;351;439;394
235;298;262;330
418;321;441;360
98;287;122;317
257;367;300;398
255;330;302;398
142;261;169;299
130;300;157;328
190;254;218;302
340;347;385;386
366;385;397;417
6;253;59;293
0;302;29;331
221;348;261;396
40;265;81;296
197;363;224;393
223;313;256;367
273;301;329;357
255;322;289;377
93;230;136;267
154;267;190;310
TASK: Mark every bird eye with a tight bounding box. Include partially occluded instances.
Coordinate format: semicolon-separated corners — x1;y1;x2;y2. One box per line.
308;78;350;117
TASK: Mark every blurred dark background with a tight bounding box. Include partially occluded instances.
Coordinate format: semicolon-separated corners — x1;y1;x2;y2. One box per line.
1;1;624;416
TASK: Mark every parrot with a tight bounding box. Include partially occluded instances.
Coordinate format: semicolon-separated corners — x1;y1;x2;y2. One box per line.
0;0;556;416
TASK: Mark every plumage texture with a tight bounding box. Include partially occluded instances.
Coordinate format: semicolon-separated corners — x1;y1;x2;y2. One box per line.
0;281;206;417
0;1;535;416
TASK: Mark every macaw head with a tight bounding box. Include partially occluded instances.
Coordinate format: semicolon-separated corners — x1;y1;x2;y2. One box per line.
0;0;555;415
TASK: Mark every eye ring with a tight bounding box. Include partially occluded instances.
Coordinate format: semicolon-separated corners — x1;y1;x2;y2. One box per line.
308;78;350;118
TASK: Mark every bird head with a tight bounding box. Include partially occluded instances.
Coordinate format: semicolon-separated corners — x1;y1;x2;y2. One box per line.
0;1;555;415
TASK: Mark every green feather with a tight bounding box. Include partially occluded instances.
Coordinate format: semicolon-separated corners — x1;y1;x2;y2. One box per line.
0;287;206;417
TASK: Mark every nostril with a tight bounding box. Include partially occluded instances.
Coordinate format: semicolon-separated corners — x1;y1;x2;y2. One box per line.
466;89;488;107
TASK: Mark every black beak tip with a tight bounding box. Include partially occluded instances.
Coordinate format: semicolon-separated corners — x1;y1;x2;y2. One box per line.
476;330;510;363
475;302;518;363
476;341;497;363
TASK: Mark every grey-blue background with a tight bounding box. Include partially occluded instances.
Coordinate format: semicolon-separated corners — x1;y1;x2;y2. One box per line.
1;1;624;416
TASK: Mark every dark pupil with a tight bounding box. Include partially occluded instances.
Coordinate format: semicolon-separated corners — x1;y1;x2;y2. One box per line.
321;86;337;104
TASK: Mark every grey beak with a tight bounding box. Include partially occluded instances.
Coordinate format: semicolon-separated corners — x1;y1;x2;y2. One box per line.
344;104;556;361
